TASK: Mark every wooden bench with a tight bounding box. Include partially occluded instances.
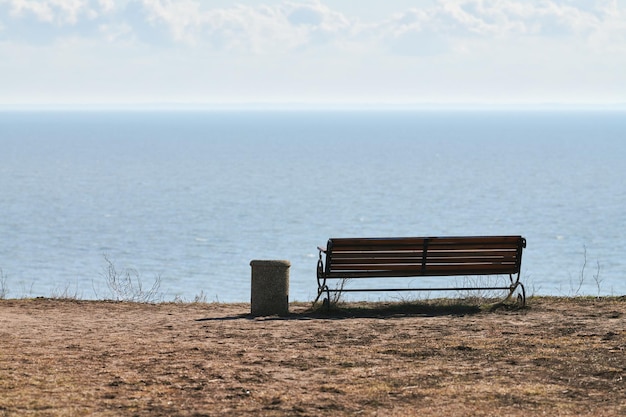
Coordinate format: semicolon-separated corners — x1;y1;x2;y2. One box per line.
315;235;527;306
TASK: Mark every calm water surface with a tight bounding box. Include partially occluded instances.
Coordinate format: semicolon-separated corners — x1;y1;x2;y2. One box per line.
1;110;624;301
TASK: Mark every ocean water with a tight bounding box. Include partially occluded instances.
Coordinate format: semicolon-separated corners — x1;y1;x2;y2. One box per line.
1;110;625;302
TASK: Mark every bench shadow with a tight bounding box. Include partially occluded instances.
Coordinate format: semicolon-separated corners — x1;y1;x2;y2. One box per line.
194;301;511;322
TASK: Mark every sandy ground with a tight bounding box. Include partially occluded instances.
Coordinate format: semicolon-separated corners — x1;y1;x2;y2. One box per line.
0;297;624;416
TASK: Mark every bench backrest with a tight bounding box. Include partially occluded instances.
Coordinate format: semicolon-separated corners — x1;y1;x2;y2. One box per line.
323;236;526;279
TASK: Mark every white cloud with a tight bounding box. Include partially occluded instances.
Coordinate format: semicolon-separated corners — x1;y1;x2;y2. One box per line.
3;0;97;25
0;1;624;52
98;21;133;43
133;0;352;52
98;0;115;13
369;0;615;57
0;0;625;105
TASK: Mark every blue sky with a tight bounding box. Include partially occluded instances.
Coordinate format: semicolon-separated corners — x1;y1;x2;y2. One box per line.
1;0;625;107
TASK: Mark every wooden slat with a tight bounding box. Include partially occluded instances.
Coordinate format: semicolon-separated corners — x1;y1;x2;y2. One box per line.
329;237;522;251
428;243;520;251
329;264;424;270
423;263;518;273
330;243;428;252
330;237;428;244
322;235;524;279
330;253;517;262
328;262;517;271
329;236;521;245
426;247;519;255
326;270;430;278
330;260;418;266
331;251;426;258
332;253;516;259
426;236;522;245
332;261;518;267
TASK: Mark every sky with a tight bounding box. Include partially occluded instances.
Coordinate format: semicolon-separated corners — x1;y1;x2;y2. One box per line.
1;0;625;108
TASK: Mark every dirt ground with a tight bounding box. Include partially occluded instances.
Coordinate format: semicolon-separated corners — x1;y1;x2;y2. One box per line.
0;296;624;416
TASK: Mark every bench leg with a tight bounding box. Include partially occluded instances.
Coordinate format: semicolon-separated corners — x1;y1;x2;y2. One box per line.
313;255;328;307
516;282;526;307
504;273;526;307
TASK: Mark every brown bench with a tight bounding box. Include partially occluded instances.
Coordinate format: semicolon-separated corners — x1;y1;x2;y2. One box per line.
315;235;527;306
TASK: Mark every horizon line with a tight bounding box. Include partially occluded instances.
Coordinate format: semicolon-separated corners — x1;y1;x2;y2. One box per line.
1;101;626;111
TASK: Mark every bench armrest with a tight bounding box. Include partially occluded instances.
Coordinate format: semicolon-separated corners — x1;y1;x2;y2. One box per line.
317;246;327;253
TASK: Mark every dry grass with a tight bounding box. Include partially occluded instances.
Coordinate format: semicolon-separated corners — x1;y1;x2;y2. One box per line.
0;296;624;416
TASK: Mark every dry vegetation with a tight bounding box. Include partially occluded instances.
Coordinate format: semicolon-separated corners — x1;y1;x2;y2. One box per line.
1;296;624;416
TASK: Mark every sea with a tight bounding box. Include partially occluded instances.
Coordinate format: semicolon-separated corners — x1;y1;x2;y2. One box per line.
1;109;625;302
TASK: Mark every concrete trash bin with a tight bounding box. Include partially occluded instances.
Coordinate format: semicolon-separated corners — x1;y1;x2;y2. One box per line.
250;260;290;316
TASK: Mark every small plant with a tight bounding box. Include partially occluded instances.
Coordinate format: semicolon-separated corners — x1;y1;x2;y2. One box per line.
0;268;8;300
567;245;602;297
18;282;34;299
323;278;350;308
454;275;509;303
101;255;162;303
51;282;81;300
173;291;208;304
593;260;602;297
193;290;208;303
525;274;540;299
569;246;587;296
